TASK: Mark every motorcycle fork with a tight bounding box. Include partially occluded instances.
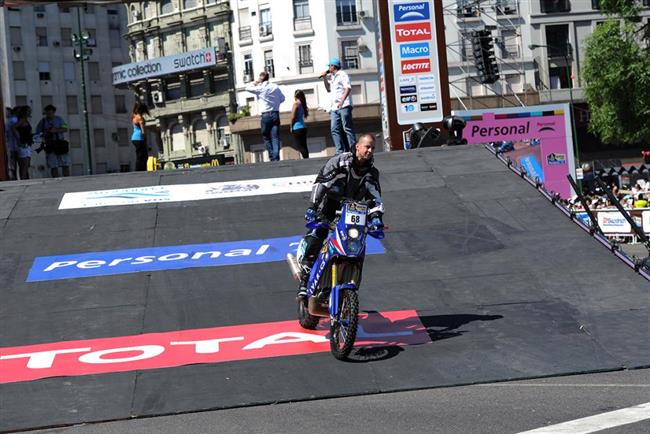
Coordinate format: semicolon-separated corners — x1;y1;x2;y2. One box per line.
329;262;339;319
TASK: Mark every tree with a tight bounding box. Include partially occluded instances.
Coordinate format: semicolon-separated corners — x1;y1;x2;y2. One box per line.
582;1;650;146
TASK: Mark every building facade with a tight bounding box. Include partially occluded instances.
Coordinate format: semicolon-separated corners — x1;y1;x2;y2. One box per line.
229;0;382;163
120;0;236;166
0;3;136;177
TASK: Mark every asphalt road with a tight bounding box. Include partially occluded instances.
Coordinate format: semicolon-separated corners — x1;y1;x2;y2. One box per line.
32;368;650;434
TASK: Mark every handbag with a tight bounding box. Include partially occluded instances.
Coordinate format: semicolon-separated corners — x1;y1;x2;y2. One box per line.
53;139;69;155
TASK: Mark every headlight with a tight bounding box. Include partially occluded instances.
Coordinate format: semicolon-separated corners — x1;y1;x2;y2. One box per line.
348;228;360;239
347;239;361;254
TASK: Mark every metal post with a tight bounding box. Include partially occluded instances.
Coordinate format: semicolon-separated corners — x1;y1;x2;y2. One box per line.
0;80;8;181
76;7;93;175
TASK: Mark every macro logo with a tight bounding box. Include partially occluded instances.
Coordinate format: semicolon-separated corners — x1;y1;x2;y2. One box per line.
400;42;430;59
395;23;432;42
393;2;430;22
401;59;431;74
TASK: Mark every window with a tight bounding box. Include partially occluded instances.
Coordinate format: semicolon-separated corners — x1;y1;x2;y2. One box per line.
260;8;272;36
108;9;119;15
184;0;198;9
171;123;185;152
96;163;108;174
161;0;174;15
117;128;130;146
88;62;100;81
264;50;275;78
85;4;95;14
545;24;570;58
91;95;103;114
549;66;571;89
499;29;519;58
341;40;359;69
39;62;51;80
243;54;253;81
13;61;25;80
591;0;600;9
540;0;570;13
60;6;71;13
298;44;313;73
115;95;127;113
61;28;72;47
34;5;45;12
351;84;363;105
110;29;122;49
94;129;106;147
165;80;182;100
336;0;357;26
64;62;75;81
120;164;131;172
10;27;21;46
294;0;309;18
41;96;53;109
69;129;81;148
36;27;48;46
15;96;28;107
67;96;79;114
189;78;206;97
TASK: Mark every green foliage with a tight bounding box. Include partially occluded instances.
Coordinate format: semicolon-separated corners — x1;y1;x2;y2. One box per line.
597;0;640;20
583;18;650;145
227;105;252;124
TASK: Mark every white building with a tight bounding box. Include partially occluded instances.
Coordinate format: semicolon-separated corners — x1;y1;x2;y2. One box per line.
229;0;382;163
0;3;135;177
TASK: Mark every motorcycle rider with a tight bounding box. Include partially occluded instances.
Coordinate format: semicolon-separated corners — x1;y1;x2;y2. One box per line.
296;133;384;299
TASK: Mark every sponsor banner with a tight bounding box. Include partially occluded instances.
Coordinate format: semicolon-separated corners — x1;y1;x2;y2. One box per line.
0;310;429;384
393;1;430;22
59;174;316;209
401;104;417;113
112;48;217;85
401;95;418;103
395;22;432;42
27;236;386;282
519;155;544;182
400;42;430;58
598;212;632;234
400;85;417;94
419;103;437;111
419;94;437;103
546;153;566;165
401;58;431;74
644;211;650;232
398;76;416;85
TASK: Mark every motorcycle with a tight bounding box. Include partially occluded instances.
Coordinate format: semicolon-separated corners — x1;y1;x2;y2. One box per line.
287;200;384;360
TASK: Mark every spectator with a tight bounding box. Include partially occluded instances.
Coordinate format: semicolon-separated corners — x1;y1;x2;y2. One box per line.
321;57;355;154
11;106;33;180
131;102;150;171
36;104;70;177
4;106;18;180
245;71;285;161
634;193;648;208
290;89;309;159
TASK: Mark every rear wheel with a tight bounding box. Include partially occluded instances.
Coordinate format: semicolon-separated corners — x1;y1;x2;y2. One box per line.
330;288;359;360
298;297;319;330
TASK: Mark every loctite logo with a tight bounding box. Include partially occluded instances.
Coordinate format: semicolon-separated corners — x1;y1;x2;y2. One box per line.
395;23;432;42
401;59;431;74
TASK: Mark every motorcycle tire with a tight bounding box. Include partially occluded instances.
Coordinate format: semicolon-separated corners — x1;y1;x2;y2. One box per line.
330;288;359;360
297;298;319;330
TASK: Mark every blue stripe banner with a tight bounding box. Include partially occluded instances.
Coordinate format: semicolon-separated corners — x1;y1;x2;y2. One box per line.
27;236;386;282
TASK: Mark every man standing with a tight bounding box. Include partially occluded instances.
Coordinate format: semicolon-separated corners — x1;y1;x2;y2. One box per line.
4;106;18;180
36;105;70;177
321;57;356;154
245;71;285;161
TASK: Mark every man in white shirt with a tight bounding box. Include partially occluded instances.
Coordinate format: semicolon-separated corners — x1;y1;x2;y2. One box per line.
321;57;356;154
245;71;286;161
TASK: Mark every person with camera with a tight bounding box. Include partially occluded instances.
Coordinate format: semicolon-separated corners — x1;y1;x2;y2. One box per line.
36;105;70;177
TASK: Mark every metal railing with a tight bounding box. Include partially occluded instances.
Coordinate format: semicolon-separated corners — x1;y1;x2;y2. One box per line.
239;26;251;41
293;16;312;32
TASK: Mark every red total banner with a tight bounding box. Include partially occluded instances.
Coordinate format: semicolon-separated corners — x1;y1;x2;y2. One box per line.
0;310;428;384
395;22;432;42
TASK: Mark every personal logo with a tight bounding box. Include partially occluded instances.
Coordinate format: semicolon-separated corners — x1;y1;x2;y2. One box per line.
393;2;430;23
401;95;418;103
546;153;566;165
395;22;432;43
399;42;430;59
401;59;431;74
401;104;417;113
537;121;556;133
399;85;417;94
420;103;437;111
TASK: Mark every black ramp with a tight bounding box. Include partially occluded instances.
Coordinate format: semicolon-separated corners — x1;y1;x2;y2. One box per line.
0;146;648;432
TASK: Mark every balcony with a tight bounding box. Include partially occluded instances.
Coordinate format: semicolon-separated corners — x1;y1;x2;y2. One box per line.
493;0;519;16
293;16;313;35
259;22;272;39
298;59;313;74
239;26;252;45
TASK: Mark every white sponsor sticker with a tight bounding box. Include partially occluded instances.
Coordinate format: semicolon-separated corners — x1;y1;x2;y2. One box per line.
59;174;317;209
643;211;650;232
597;212;632;234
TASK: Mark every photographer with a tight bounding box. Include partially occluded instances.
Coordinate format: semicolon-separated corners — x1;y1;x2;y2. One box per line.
36;105;70;177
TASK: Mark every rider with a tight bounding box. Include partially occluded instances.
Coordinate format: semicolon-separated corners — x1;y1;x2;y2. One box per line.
296;133;384;299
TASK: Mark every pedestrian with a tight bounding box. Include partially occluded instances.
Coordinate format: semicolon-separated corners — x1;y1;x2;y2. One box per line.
321;57;355;154
4;106;19;180
290;89;309;159
35;104;70;177
12;106;33;180
245;71;285;161
131;102;150;171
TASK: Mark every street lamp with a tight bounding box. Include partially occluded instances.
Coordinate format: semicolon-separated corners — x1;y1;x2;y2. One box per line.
72;7;94;175
528;43;581;185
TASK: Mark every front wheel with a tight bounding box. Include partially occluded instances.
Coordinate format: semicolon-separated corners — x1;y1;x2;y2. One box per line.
330;288;359;360
298;297;319;330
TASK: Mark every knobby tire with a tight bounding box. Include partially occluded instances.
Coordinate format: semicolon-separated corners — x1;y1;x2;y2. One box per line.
330;288;359;360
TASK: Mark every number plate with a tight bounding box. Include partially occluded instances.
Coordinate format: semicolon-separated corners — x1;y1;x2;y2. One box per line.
344;210;366;226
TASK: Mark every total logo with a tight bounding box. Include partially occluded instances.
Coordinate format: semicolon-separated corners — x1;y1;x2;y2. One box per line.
395;22;432;43
401;59;431;74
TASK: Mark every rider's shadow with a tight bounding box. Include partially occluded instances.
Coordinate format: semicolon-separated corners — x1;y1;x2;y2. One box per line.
344;310;503;363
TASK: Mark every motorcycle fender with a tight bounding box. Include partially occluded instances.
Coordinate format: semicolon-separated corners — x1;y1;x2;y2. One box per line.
328;283;358;317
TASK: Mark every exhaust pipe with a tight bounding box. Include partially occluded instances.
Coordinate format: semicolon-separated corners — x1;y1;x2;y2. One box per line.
286;253;302;281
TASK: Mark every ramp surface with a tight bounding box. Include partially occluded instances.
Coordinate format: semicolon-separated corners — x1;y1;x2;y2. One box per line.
0;146;648;432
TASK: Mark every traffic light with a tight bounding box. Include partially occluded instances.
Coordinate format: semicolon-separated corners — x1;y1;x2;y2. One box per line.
471;30;500;84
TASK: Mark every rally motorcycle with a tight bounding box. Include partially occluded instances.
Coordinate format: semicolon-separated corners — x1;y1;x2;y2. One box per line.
287;200;384;360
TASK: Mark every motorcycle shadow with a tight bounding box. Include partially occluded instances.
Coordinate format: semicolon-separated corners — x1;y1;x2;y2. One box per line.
345;345;404;363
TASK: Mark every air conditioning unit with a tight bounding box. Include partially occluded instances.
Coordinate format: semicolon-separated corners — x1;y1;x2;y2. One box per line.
358;43;369;51
53;41;60;47
12;46;21;52
358;10;371;18
36;12;45;18
243;73;253;83
151;90;164;104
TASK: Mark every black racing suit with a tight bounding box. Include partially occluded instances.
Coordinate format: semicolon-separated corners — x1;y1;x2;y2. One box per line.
298;151;383;281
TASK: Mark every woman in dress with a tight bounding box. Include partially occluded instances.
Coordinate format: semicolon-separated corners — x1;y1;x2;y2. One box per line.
290;90;309;159
11;106;33;180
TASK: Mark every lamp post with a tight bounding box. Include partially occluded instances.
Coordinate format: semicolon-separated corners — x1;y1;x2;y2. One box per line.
528;43;581;182
72;7;94;175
